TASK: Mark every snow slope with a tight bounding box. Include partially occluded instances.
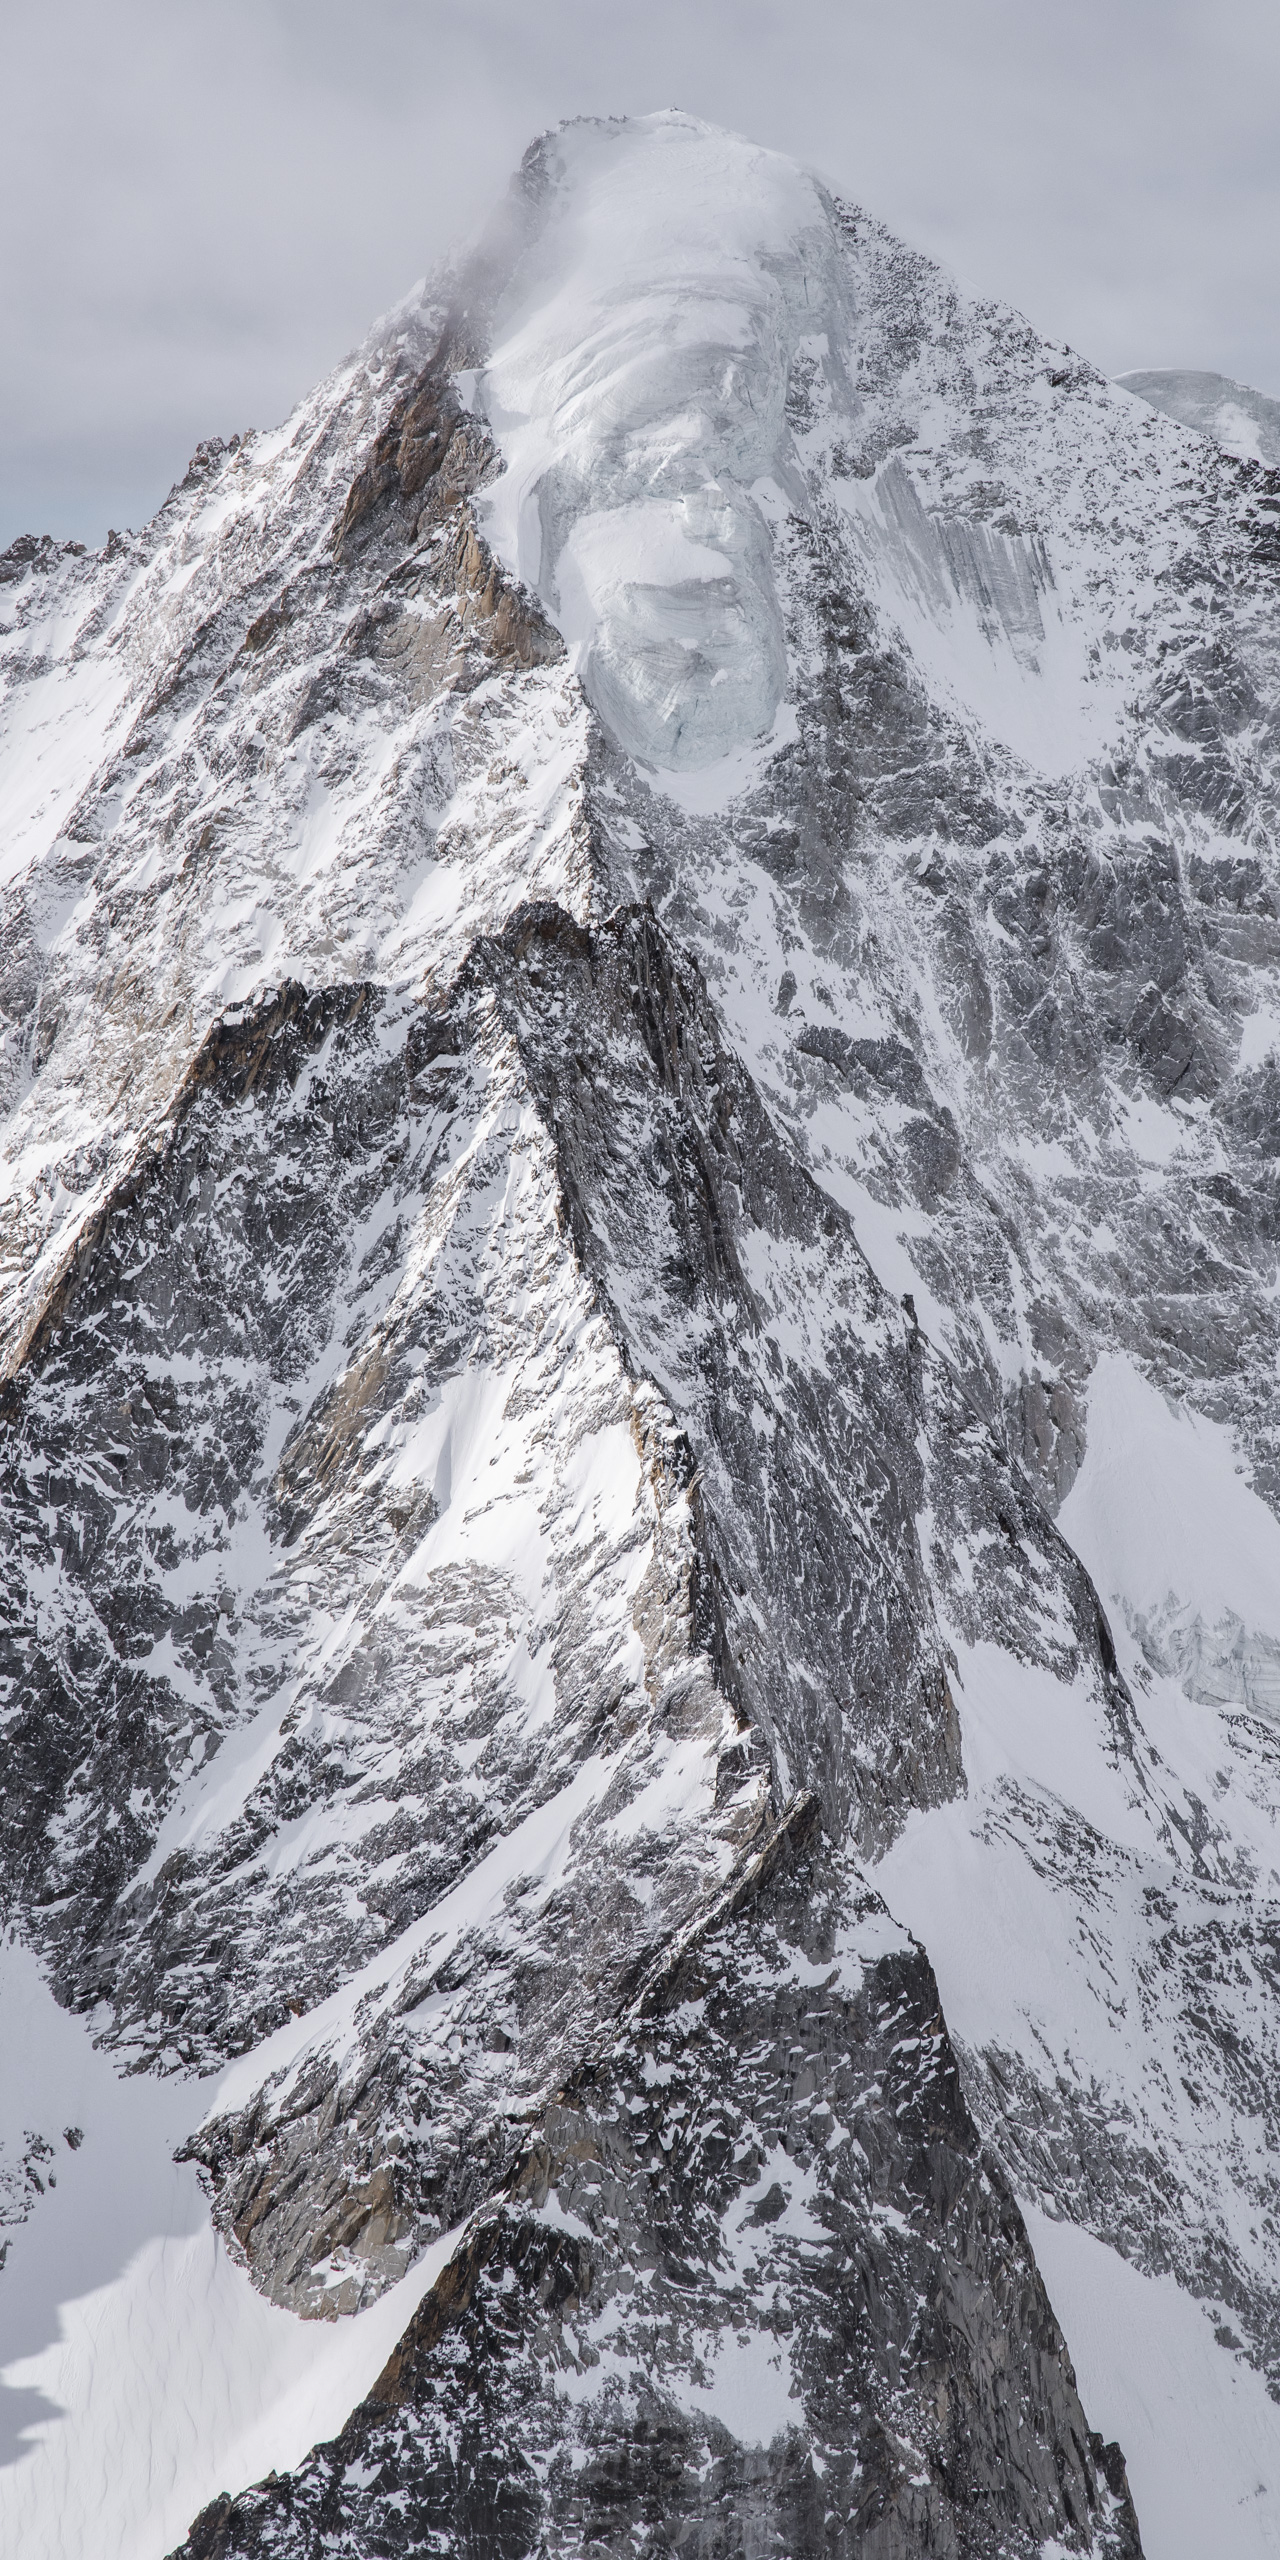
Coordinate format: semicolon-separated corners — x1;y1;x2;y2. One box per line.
476;113;1172;787
1026;2206;1280;2560
0;1942;458;2560
6;106;1280;2560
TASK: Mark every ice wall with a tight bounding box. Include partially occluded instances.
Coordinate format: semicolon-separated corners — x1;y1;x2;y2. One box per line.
475;112;829;771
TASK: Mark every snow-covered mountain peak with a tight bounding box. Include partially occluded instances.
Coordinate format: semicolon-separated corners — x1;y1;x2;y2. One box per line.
7;111;1280;2560
469;113;1248;791
475;113;832;769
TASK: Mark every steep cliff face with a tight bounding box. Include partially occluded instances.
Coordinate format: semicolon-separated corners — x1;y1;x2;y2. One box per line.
3;108;1280;2560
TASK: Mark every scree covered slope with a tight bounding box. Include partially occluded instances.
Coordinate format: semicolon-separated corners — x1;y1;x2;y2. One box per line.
3;109;1280;2560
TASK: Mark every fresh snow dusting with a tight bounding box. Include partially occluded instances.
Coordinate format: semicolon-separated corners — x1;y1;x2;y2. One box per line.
1025;2206;1280;2560
201;1744;622;2133
0;1942;454;2560
0;561;139;895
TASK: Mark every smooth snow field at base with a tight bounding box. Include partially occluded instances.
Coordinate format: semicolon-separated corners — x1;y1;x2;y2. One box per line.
1025;2207;1280;2560
878;1642;1280;2559
0;1941;452;2560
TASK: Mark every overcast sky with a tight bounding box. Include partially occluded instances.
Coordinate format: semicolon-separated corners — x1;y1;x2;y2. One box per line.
6;0;1280;549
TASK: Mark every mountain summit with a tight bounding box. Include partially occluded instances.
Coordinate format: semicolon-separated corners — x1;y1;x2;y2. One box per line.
3;110;1280;2559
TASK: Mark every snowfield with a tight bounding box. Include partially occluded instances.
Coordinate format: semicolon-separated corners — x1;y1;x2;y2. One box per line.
0;1943;459;2560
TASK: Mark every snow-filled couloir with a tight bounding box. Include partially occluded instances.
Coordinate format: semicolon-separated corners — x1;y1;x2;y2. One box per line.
5;108;1280;2560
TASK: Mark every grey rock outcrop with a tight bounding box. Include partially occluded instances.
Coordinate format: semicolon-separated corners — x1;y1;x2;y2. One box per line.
178;1811;1139;2560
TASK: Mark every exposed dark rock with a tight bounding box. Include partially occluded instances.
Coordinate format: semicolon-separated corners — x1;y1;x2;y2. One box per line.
170;1814;1141;2560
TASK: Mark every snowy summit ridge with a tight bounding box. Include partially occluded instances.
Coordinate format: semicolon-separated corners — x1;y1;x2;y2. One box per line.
477;113;823;769
3;109;1280;2560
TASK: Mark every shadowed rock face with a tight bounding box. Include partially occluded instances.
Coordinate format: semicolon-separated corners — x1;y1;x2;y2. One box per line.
9;107;1280;2560
2;901;1057;2313
177;1814;1140;2560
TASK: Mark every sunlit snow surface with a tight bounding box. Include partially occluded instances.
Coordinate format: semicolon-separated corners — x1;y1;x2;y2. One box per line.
0;1944;457;2560
475;113;821;771
473;109;1143;783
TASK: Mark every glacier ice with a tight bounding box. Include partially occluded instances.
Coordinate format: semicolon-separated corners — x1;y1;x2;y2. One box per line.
475;113;831;770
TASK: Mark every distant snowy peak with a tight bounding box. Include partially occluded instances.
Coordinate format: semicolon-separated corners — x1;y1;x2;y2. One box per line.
1117;365;1280;467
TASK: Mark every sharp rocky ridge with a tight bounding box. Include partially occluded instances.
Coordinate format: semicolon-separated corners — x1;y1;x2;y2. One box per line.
2;107;1279;2560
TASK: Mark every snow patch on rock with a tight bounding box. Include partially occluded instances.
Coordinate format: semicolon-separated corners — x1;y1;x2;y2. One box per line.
1026;2204;1280;2560
1060;1351;1280;1720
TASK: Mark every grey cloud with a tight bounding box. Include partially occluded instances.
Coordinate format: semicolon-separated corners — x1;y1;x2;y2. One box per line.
5;0;1280;546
